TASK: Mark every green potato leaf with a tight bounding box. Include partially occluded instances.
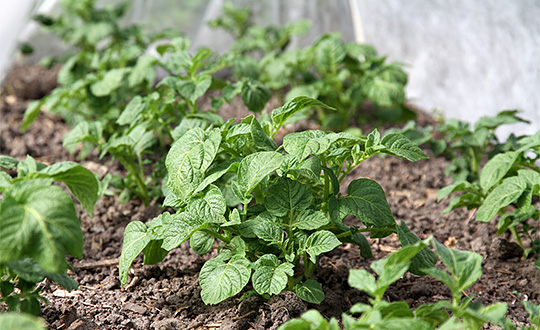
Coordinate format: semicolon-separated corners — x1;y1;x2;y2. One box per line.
254;219;284;244
380;133;428;162
119;221;152;285
249;116;277;151
188;185;227;224
117;95;145;126
348;268;377;296
423;240;483;295
90;68;127;97
252;254;294;295
0;155;19;170
161;211;209;251
6;259;77;290
240;79;272;112
294;279;324;304
397;222;437;275
128;54;157;87
314;37;346;70
21;100;43;132
523;301;540;326
166;127;221;201
199;250;251;304
283;130;330;162
234;151;284;198
62;121;103;153
0;313;46;330
0;180;83;274
479;151;519;191
264;177;313;217
338;179;396;234
190;231;215;255
271;96;334;130
39;162;100;217
476;176;526;222
303;230;341;263
291;209;329;230
364;68;406;107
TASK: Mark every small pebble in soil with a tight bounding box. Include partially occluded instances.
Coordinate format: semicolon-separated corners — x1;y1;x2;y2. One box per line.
123;302;147;315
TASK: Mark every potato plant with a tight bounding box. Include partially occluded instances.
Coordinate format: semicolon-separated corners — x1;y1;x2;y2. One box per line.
435;110;529;183
439;130;540;267
279;238;538;330
119;97;435;304
0;155;100;315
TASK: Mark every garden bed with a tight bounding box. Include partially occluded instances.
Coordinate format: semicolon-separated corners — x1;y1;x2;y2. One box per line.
1;64;539;330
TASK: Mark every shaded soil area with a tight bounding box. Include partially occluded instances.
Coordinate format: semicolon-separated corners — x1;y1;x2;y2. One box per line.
1;65;539;329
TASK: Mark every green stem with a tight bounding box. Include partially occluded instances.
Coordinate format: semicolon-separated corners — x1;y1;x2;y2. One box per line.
336;228;371;239
303;253;316;278
187;99;197;114
201;228;231;244
222;145;242;157
287;275;295;291
323;162;330;199
120;156;149;206
285;214;294;241
510;226;525;253
338;157;369;184
315;106;327;128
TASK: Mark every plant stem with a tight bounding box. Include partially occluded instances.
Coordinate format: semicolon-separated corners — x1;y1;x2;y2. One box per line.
201;228;231;244
303;253;316;278
510;226;525;255
119;156;149;206
336;228;370;239
287;275;295;291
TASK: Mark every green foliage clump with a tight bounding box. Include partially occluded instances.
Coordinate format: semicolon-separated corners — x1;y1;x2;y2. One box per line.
436;110;529;183
279;238;536;330
118;97;434;305
210;2;413;130
0;155;100;316
438;130;540;266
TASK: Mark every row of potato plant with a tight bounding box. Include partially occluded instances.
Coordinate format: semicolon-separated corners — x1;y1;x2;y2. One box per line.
23;0;411;208
210;2;413;130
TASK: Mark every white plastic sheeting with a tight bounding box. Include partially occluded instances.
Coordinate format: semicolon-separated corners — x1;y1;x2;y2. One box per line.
356;0;540;138
0;1;36;82
1;0;539;137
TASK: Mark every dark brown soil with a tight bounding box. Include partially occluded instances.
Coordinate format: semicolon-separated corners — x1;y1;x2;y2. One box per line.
1;65;539;330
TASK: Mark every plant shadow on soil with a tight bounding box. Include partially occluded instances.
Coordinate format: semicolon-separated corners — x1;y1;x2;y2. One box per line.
1;64;539;330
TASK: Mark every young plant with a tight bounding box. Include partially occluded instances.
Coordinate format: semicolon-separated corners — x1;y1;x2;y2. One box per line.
438;130;540;266
435;110;529;183
119;97;433;305
279;237;509;330
0;155;100;315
